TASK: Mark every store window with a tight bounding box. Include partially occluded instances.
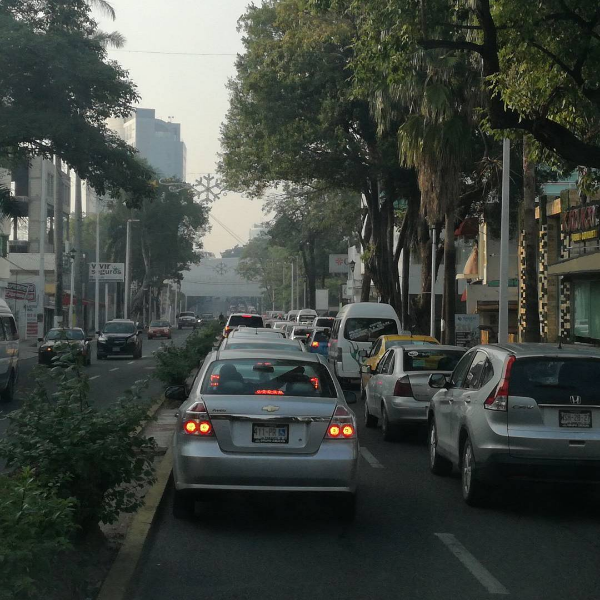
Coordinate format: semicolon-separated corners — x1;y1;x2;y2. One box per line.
573;281;600;342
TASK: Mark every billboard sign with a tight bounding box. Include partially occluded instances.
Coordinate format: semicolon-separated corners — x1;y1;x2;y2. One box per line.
6;282;36;302
329;254;349;274
89;262;125;282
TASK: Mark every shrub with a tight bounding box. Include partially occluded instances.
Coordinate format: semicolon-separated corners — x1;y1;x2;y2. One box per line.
0;365;157;531
0;469;76;600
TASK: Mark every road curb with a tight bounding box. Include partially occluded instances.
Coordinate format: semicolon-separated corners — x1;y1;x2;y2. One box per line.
96;397;173;600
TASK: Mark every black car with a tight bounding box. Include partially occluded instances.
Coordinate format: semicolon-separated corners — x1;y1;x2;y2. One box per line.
97;320;143;360
38;328;92;366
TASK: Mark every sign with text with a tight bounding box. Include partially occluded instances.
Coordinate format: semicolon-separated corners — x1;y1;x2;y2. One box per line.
329;254;349;274
455;314;480;347
561;204;599;237
88;262;125;282
6;282;36;302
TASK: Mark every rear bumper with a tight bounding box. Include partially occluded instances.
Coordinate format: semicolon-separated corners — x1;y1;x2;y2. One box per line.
97;342;138;356
387;397;429;424
173;437;358;493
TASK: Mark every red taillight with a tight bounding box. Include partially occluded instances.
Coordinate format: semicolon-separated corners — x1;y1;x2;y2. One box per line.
255;389;284;395
311;342;319;348
182;401;214;436
310;377;320;390
326;405;356;439
242;314;252;318
484;355;515;411
393;376;413;397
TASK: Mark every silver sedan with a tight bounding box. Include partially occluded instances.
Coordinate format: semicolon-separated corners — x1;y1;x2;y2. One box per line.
363;345;465;441
168;350;359;519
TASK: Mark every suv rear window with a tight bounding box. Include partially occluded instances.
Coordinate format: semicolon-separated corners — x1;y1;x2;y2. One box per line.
228;315;264;328
402;349;465;371
509;357;600;405
344;318;398;342
313;331;329;343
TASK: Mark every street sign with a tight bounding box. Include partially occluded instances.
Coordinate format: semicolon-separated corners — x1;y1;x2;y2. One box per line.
6;282;36;302
329;254;348;274
88;262;125;282
455;314;480;347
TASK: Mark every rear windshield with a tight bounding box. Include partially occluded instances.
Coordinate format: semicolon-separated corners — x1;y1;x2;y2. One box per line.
202;359;337;397
315;318;334;328
47;329;84;341
225;342;302;352
344;318;398;342
150;321;170;327
402;349;465;372
313;331;329;343
388;340;437;348
509;358;600;405
103;322;135;334
180;312;195;318
228;315;264;328
292;328;312;337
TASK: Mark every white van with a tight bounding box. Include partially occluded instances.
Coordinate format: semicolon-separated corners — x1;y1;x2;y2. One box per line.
328;302;400;386
296;309;317;323
286;310;299;322
0;299;19;403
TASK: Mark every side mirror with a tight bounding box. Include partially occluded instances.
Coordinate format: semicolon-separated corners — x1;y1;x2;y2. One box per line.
429;373;448;389
360;364;371;374
343;390;358;404
164;385;188;401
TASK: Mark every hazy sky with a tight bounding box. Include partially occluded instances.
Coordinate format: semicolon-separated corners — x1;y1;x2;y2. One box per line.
98;0;266;256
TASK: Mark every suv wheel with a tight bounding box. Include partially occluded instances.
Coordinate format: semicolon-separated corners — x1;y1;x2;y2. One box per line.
461;437;488;507
428;419;452;476
381;405;399;442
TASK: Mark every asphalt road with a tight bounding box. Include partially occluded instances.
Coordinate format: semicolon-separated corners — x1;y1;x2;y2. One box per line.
0;328;192;443
131;401;600;600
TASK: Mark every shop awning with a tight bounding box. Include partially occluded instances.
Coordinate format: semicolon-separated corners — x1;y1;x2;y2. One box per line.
548;252;600;276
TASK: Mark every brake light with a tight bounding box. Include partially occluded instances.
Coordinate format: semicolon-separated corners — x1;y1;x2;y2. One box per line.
393;376;413;398
326;405;356;439
210;374;220;388
311;342;319;348
255;390;284;395
310;377;320;390
182;401;214;436
485;355;515;411
243;314;252;318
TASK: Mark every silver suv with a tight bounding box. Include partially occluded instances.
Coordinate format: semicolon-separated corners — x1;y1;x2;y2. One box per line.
427;343;600;506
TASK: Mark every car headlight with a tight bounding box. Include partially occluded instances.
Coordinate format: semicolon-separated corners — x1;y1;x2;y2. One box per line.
98;336;107;343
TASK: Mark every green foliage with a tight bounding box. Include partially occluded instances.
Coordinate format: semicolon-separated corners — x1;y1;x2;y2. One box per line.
0;365;157;529
0;469;76;600
154;322;221;386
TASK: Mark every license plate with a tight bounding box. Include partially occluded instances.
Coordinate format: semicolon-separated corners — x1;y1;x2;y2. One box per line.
252;424;289;444
559;410;592;428
112;347;121;352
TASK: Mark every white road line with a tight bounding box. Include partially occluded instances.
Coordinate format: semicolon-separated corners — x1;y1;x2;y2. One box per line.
89;375;100;381
360;447;384;469
435;533;509;595
145;366;156;370
109;368;119;372
128;361;135;365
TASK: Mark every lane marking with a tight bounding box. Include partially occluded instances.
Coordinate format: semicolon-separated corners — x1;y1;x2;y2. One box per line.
109;368;119;372
145;366;156;370
360;447;384;469
89;375;100;381
128;361;135;365
435;533;509;595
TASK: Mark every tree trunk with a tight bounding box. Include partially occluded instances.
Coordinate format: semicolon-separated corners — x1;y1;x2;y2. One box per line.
74;175;84;328
401;242;410;329
522;135;541;342
442;202;457;344
54;158;64;326
308;238;316;309
361;271;372;302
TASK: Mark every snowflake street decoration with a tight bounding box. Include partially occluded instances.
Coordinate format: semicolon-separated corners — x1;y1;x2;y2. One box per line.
194;174;227;203
213;262;229;276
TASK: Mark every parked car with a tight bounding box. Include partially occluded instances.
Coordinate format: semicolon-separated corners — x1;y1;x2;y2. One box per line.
97;319;143;360
148;319;172;340
427;343;600;506
308;328;330;356
328;302;401;388
177;311;197;330
220;337;306;353
168;350;358;519
223;313;265;338
290;326;313;344
360;333;439;398
38;327;92;367
0;299;19;403
364;345;465;441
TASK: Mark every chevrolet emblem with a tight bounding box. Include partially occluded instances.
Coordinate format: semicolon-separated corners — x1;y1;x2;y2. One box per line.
262;405;280;413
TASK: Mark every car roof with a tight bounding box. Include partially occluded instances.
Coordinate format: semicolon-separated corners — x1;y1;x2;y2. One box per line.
215;349;321;362
487;343;600;358
393;344;464;351
225;338;300;346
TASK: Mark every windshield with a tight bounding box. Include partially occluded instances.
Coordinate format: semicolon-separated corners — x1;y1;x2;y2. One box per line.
202;359;337;397
292;328;312;337
150;321;170;327
344;318;398;342
388;340;437;348
180;312;195;318
402;349;465;371
46;329;85;341
103;322;136;334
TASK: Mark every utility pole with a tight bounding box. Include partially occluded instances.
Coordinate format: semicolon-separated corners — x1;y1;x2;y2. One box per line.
54;158;64;327
430;227;437;339
74;175;83;328
94;209;100;331
290;259;294;312
124;218;139;320
498;138;511;344
38;158;48;339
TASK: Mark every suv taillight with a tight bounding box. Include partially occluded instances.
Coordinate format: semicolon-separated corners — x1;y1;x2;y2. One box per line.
393;376;413;397
326;405;356;439
484;355;515;411
182;400;214;436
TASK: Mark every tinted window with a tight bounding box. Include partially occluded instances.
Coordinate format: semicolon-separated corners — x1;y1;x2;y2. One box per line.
202;359;337;397
228;315;264;328
378;350;394;373
46;329;84;341
387;340;438;348
292;328;312;337
402;349;465;372
1;317;17;341
464;351;488;390
103;322;136;334
313;331;329;343
0;320;7;342
480;360;494;387
315;318;334;328
371;339;382;357
150;320;170;327
451;352;475;388
344;318;398;342
180;312;195;317
509;358;600;405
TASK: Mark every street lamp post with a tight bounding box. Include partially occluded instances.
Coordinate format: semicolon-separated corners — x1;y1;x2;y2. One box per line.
349;260;356;304
68;248;76;327
498;138;511;344
124;218;140;320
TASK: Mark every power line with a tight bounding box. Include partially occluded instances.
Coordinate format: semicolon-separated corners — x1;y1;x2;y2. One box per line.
112;50;237;57
209;214;246;245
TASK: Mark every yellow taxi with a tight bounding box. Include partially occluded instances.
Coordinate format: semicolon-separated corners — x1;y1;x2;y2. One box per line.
360;334;439;397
